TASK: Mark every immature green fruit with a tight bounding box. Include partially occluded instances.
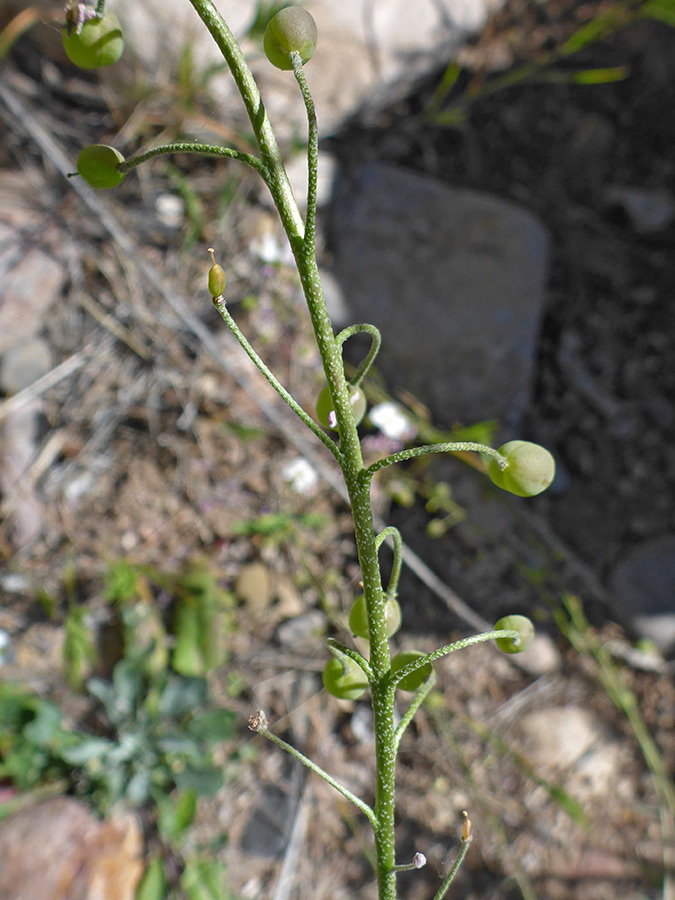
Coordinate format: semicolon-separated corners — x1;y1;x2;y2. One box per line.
322;656;368;701
263;8;317;70
207;248;226;298
62;11;124;69
76;145;126;189
348;594;401;641
315;385;367;431
494;615;535;654
391;651;433;692
488;440;555;497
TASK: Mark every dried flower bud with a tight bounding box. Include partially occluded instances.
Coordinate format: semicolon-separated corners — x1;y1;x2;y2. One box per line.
248;710;268;733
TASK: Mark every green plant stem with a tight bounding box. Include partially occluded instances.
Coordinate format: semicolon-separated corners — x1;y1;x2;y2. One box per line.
375;526;403;600
186;0;304;244
187;4;408;894
252;716;377;829
389;630;521;690
326;638;373;680
432;834;472;900
291;52;318;256
118;141;266;178
336;323;382;388
364;442;506;480
95;0;106;18
212;297;341;460
393;672;436;752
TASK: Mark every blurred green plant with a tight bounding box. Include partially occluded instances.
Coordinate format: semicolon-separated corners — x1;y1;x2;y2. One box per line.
105;557;236;677
0;657;235;815
63;604;97;688
555;596;675;823
427;0;675;127
65;2;557;897
231;509;327;540
137;852;238;900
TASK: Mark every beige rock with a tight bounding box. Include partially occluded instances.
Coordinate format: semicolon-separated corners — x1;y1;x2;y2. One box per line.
0;798;143;900
0;173;66;356
518;705;622;800
234;560;273;610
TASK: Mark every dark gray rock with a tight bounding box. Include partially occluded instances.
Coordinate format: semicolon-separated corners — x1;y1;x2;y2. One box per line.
240;784;293;857
610;534;675;654
329;164;550;429
605;185;675;234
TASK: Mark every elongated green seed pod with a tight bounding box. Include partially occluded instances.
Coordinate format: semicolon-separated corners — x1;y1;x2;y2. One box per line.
207;248;226;298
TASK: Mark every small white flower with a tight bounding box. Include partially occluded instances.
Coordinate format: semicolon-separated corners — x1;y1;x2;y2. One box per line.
155;193;184;229
281;457;318;495
251;231;286;265
369;402;415;441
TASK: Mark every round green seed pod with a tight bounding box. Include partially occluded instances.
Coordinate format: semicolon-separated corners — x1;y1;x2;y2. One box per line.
315;385;367;431
391;651;433;692
207;249;226;298
62;11;124;69
494;615;535;654
263;8;317;70
322;656;368;701
348;594;402;641
488;440;555;497
76;145;126;189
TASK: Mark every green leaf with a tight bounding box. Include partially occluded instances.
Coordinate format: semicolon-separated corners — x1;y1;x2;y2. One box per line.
428;60;463;113
175;765;223;797
572;66;629;84
106;559;140;603
0;684;37;728
22;701;63;746
560;15;616;55
63;605;96;688
156;734;202;759
547;785;588;824
171;565;233;676
172;600;204;677
642;0;675;25
187;709;236;743
126;770;151;805
86;678;121;722
157;788;197;843
136;855;167;900
112;659;146;711
158;676;208;718
180;859;230;900
1;744;49;787
60;736;114;765
232;513;292;536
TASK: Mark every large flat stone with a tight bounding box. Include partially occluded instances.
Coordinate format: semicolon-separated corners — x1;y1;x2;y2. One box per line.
329;164;550;428
610;534;675;654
